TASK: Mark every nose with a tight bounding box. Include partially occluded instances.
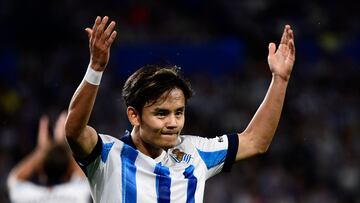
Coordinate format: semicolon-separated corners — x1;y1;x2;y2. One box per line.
165;114;178;128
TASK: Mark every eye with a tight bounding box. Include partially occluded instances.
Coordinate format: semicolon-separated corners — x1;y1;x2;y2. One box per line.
155;111;167;118
175;111;183;117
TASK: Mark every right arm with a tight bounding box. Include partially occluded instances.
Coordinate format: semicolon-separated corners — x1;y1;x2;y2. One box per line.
65;16;117;158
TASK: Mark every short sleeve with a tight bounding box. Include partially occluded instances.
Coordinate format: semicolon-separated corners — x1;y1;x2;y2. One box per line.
74;134;103;177
186;133;239;179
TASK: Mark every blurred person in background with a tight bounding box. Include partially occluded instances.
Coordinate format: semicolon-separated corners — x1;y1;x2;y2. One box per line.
65;16;295;202
7;112;91;203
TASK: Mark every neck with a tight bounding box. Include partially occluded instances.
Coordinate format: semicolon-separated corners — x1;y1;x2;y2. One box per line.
131;127;163;159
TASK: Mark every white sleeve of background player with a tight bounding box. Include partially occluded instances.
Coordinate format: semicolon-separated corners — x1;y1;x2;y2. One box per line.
187;134;239;179
7;179;40;202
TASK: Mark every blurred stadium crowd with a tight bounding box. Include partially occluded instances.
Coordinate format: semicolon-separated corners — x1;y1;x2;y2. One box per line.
0;0;359;202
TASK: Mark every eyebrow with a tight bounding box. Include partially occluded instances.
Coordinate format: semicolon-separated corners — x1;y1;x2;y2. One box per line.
153;106;185;112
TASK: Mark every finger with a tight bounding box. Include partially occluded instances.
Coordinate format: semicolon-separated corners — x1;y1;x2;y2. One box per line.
102;21;116;41
287;28;295;55
92;16;100;29
38;115;49;146
288;39;296;60
85;28;93;39
92;16;101;39
288;28;294;41
105;31;117;47
280;25;290;45
268;42;276;57
96;16;109;39
54;111;67;143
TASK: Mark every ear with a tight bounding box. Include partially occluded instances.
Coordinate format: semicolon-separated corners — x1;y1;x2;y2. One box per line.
127;106;140;126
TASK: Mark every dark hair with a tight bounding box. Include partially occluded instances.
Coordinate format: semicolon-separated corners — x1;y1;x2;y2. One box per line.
43;144;71;186
122;64;193;114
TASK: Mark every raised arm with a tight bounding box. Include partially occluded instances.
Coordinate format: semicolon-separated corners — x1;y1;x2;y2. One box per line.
236;25;295;161
54;111;85;177
65;16;117;158
8;115;51;183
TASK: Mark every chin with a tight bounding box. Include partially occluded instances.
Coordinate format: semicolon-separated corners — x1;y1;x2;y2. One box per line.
161;146;172;150
160;141;178;150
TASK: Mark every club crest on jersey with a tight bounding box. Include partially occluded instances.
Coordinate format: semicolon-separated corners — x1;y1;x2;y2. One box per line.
217;136;224;142
170;148;192;164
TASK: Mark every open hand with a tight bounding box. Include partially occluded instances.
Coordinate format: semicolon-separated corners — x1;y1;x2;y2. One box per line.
267;25;295;81
85;16;117;71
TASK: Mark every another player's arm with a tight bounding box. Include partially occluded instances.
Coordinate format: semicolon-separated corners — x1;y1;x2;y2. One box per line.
65;16;117;159
236;25;295;161
8;116;50;182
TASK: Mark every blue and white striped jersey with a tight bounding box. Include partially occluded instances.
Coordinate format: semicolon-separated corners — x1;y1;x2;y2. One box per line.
77;132;238;203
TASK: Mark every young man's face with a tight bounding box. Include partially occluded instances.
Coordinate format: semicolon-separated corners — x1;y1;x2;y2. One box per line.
138;88;186;150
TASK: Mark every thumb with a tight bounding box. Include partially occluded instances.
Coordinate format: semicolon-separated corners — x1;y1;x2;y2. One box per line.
37;115;49;148
268;43;276;57
54;111;67;144
85;28;93;39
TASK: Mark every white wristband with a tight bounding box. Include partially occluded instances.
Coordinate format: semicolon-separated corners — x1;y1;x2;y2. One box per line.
84;66;103;85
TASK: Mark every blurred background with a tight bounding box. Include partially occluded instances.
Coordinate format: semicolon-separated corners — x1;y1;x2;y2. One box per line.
1;0;359;202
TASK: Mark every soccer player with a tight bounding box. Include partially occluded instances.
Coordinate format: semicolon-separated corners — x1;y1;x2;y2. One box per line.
7;112;91;203
65;16;295;202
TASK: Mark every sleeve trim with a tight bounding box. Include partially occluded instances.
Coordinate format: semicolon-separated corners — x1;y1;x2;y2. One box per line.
221;133;239;173
74;134;103;176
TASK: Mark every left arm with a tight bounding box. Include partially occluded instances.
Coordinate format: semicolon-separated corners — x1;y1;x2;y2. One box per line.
236;25;295;161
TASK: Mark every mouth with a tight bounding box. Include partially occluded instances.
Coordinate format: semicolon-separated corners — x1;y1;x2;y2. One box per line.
161;132;178;136
160;132;179;147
